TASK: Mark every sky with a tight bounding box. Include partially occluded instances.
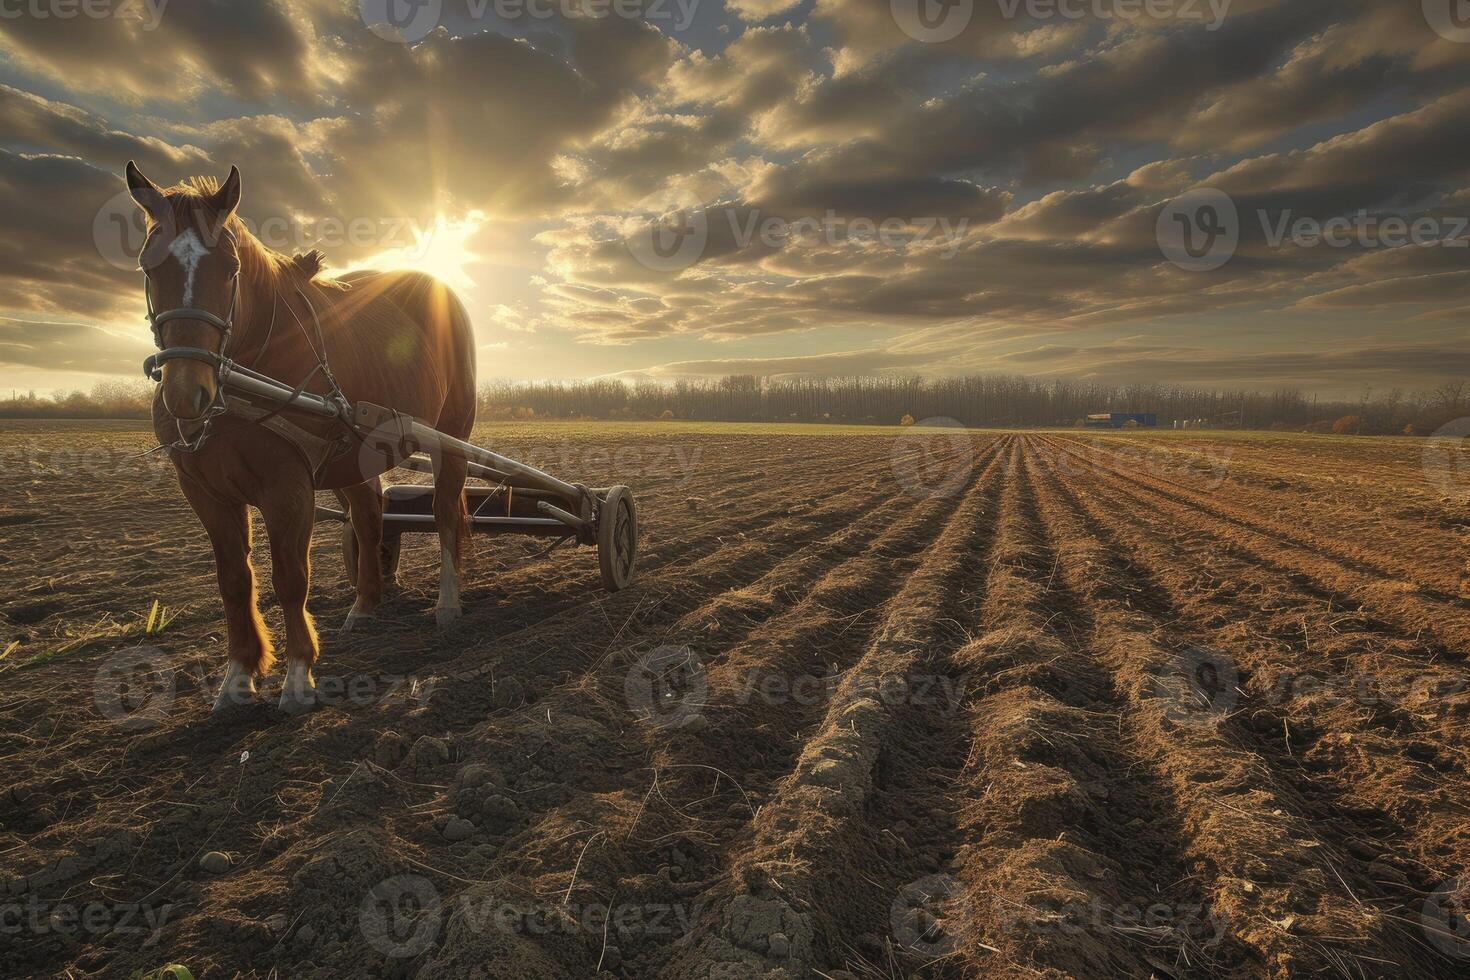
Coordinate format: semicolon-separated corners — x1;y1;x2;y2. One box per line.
0;0;1467;398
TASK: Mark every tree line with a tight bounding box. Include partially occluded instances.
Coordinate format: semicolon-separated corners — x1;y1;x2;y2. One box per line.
475;375;1470;435
3;375;1467;435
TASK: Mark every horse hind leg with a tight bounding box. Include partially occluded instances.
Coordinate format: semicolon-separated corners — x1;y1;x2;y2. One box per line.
430;449;470;630
338;479;386;632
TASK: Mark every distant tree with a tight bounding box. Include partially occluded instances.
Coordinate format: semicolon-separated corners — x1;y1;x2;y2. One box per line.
1332;415;1365;435
900;414;916;426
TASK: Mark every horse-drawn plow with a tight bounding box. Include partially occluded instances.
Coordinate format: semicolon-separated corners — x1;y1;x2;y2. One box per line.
205;357;640;593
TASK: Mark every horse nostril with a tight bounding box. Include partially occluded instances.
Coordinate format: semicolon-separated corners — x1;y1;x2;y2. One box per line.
194;386;212;416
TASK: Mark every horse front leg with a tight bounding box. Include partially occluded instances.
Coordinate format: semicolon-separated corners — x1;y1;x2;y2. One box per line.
260;484;320;715
430;450;469;629
177;476;272;712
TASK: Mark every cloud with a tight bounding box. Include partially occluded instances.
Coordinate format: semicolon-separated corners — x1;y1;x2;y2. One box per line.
0;0;318;102
725;0;805;22
0;150;141;321
0;316;151;375
0;0;1467;394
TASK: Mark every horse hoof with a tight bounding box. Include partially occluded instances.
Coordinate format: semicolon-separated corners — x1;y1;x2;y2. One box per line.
342;610;376;633
212;688;256;714
278;687;318;717
213;663;257;713
435;606;463;630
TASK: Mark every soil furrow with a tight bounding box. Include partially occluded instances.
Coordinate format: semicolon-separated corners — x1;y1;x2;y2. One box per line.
935;441;1241;978
658;437;1012;977
1036;440;1470;972
1036;439;1456;977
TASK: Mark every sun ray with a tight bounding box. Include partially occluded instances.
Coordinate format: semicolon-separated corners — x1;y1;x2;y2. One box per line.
362;213;483;294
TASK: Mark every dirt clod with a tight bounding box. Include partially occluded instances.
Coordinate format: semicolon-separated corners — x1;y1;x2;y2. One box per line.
442;816;476;841
199;851;231;874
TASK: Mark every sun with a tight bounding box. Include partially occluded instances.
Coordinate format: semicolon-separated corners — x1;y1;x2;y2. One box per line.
365;213;482;294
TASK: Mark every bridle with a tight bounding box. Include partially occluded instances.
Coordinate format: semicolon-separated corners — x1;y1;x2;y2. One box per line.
141;227;240;453
139;225;353;460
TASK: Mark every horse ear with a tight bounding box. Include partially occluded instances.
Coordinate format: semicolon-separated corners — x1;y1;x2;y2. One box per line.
210;165;242;218
125;160;168;222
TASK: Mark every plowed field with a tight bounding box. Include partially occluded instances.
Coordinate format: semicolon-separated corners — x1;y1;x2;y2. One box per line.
2;421;1468;979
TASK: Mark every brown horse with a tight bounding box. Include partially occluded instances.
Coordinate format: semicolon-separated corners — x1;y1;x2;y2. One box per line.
125;161;477;715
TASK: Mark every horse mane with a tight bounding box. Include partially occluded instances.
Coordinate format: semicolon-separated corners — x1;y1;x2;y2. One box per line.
167;176;350;293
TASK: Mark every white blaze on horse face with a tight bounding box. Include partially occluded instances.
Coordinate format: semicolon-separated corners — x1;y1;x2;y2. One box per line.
168;229;210;307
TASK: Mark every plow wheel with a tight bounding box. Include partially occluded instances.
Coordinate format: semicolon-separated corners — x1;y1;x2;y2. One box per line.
597;485;638;592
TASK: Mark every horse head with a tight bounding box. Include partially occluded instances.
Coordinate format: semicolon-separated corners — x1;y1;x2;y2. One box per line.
127;160;243;421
